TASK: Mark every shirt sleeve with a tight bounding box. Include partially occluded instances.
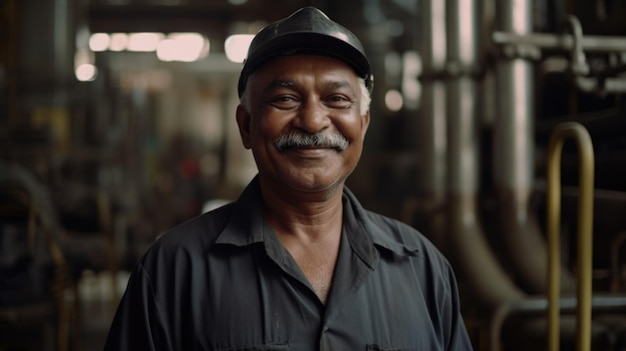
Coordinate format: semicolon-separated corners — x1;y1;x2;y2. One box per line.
103;260;172;351
444;263;474;351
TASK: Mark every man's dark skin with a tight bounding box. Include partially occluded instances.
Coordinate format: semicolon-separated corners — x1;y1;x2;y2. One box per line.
236;54;370;303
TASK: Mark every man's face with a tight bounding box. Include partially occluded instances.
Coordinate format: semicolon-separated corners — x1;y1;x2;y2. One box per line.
236;54;370;195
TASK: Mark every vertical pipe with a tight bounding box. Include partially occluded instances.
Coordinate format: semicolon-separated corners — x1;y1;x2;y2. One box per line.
446;0;524;309
547;122;594;351
446;0;479;196
417;0;448;248
493;0;576;294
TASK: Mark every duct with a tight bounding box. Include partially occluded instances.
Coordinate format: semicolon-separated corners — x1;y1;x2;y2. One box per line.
445;0;525;309
416;0;447;248
493;0;576;294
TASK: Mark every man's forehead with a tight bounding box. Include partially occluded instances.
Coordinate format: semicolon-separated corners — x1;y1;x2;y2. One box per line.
264;78;354;90
249;54;360;88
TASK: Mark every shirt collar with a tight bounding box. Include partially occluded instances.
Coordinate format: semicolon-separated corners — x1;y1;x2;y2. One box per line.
214;175;420;261
341;186;421;265
214;176;265;246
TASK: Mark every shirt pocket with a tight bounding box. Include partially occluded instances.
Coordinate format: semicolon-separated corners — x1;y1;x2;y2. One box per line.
216;343;290;351
366;344;415;351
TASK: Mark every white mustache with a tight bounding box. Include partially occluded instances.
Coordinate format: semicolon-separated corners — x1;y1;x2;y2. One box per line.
274;131;349;152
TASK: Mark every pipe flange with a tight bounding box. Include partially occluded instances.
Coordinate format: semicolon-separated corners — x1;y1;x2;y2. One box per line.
444;61;483;79
563;15;590;76
499;42;542;61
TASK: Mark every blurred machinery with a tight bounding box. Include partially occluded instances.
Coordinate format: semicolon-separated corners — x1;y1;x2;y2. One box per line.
411;1;626;350
1;0;626;350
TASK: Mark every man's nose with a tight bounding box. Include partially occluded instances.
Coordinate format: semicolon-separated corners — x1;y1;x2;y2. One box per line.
293;102;330;133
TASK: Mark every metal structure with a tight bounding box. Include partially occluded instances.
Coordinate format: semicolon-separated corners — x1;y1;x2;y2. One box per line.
492;15;626;96
444;0;526;310
492;0;576;296
415;0;626;348
0;162;72;351
546;122;594;351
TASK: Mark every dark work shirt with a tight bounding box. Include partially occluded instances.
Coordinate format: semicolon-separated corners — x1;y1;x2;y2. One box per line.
104;176;473;350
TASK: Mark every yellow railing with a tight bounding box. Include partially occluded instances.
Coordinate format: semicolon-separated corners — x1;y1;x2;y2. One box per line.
546;122;595;351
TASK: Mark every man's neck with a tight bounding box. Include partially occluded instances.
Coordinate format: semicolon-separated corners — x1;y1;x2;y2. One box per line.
259;181;345;304
260;182;344;242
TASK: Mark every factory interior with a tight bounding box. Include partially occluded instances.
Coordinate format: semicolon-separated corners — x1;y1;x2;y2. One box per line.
1;0;626;350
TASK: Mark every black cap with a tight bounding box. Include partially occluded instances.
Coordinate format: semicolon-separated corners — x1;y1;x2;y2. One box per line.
237;7;373;97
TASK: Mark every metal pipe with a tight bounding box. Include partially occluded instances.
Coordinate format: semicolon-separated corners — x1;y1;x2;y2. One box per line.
546;122;595;351
446;0;525;309
493;0;576;294
575;76;626;94
562;15;626;95
489;294;626;351
447;195;525;309
492;31;626;53
497;16;626;94
416;0;447;248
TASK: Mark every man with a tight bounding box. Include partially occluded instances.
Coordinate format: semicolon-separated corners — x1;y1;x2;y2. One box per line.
104;7;473;351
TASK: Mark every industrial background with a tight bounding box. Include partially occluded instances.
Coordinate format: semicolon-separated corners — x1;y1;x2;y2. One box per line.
1;0;626;350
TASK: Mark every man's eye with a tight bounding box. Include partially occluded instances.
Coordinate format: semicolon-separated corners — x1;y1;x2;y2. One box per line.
270;96;299;108
326;95;353;108
276;96;295;102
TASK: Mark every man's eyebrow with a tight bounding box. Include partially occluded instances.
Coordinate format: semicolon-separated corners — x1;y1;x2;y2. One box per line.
323;80;353;91
265;79;296;91
262;78;356;94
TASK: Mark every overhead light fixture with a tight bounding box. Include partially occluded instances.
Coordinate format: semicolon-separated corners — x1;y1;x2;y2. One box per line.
109;33;129;51
89;31;209;63
156;33;209;62
385;89;403;112
127;32;164;52
224;34;254;63
89;33;110;52
74;48;97;82
75;64;98;82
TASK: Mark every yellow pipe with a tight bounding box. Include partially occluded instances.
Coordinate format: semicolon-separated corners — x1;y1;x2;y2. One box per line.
546;122;594;351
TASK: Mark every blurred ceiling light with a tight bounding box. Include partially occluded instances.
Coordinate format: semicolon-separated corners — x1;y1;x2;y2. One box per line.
228;0;248;4
75;64;98;82
224;34;254;63
89;33;110;52
385;89;403;112
127;32;164;52
156;33;209;62
75;48;97;81
109;33;129;51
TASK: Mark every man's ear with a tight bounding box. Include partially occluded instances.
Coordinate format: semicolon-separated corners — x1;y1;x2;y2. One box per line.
236;104;252;149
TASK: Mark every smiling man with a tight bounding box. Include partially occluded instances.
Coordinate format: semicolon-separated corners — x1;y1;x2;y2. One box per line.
104;7;473;351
